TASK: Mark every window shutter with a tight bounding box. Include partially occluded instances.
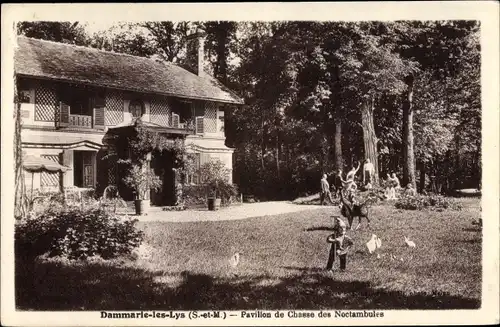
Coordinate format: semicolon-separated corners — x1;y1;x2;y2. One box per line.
93;107;105;130
172;113;180;128
57;101;70;128
196;116;204;134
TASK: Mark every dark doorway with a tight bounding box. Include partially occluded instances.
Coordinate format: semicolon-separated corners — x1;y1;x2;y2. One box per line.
151;151;175;206
73;151;95;188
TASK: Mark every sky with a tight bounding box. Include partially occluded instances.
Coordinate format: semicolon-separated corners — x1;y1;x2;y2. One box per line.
81;21;119;35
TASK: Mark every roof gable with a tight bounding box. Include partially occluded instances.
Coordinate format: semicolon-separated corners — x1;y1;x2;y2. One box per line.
14;36;243;104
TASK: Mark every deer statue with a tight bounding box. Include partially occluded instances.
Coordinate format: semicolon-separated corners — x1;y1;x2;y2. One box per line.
339;189;371;230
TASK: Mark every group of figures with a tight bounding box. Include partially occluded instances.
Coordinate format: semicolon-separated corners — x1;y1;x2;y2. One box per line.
319;159;373;205
320;159;417;205
319;159;418;272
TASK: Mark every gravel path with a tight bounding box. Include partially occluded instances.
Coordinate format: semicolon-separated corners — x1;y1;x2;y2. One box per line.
135;201;328;222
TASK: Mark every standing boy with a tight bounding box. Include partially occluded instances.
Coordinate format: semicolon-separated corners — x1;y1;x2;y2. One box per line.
326;217;354;271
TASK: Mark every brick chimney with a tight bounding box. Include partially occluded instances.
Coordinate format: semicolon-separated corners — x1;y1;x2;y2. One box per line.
184;28;207;77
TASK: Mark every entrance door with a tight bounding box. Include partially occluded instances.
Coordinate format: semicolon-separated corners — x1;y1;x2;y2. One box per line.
83;152;94;188
74;151;95;188
150;151;175;206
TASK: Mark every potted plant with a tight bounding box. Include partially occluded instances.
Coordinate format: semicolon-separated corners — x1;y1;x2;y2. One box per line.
206;180;222;211
123;161;162;215
199;160;237;211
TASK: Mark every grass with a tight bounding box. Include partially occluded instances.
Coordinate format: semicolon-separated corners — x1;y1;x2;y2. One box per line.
16;197;481;310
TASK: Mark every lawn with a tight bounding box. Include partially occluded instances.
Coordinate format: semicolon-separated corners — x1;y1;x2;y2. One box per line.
16;198;482;310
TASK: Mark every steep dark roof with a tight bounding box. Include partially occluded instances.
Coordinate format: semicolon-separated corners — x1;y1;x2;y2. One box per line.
14;36;243;104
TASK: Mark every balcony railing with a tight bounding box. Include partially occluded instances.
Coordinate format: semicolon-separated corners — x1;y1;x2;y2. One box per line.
55;102;105;130
69;114;92;128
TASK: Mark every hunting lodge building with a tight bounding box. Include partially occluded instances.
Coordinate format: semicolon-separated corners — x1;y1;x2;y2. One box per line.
15;32;243;205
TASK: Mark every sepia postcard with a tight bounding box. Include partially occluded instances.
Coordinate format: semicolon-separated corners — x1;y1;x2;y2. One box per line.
1;2;499;326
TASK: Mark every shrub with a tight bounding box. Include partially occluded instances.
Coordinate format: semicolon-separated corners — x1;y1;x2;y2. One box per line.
218;182;239;206
182;184;207;207
199;160;232;198
123;162;163;200
395;194;463;211
181;183;238;207
15;205;144;261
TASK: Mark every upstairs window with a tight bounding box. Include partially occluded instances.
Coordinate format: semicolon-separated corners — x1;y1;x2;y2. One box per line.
59;87;93;116
170;98;194;128
129;99;144;118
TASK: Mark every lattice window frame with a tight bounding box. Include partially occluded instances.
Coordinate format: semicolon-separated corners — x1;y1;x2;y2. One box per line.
35;86;57;121
108;162;117;185
40;155;60;188
204;101;217;133
105;91;124;126
150;96;171;127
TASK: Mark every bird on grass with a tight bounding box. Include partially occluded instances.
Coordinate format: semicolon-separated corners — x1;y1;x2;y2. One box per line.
229;252;241;268
366;234;379;254
228;252;241;277
404;236;416;248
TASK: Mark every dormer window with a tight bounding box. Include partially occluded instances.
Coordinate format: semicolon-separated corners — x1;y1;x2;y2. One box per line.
17;79;32;103
19;90;32;103
129;99;144;118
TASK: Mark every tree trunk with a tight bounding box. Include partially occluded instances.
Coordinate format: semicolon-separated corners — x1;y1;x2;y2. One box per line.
334;120;343;171
402;75;416;189
275;134;280;179
260;114;265;170
320;104;331;174
361;96;379;185
419;161;426;193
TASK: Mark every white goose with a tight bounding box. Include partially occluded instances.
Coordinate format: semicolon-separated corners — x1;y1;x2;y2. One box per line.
404;236;416;248
229;252;241;268
366;234;378;254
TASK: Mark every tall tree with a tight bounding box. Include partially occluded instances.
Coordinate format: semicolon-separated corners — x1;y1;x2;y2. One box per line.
402;74;416;188
141;22;191;62
17;21;89;45
89;24;157;57
396;21;480;191
203;21;238;84
202;21;239;148
334;22;417;184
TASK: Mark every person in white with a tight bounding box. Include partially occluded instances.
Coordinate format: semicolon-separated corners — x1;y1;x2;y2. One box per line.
346;162;360;181
344;162;360;192
385;173;397;200
391;173;401;190
405;183;416;196
363;159;375;185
